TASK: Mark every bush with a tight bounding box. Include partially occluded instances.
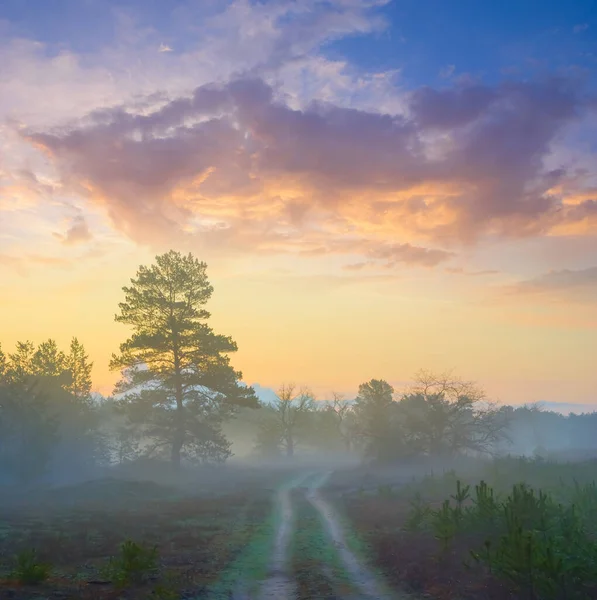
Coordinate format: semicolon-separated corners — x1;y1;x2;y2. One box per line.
102;539;159;586
407;474;597;599
11;549;51;584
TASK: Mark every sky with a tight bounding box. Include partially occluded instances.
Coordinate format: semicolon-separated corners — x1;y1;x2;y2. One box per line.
1;0;597;409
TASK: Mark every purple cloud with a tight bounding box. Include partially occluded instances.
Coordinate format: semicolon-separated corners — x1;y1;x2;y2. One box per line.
25;75;596;262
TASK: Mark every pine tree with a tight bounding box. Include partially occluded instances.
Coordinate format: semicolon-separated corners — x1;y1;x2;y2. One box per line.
110;250;258;466
64;337;93;401
32;339;67;377
0;343;6;380
7;341;36;383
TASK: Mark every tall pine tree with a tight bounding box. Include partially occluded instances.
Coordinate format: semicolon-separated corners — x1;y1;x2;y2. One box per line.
6;341;35;383
32;339;67;377
65;337;93;401
110;250;258;466
0;343;6;380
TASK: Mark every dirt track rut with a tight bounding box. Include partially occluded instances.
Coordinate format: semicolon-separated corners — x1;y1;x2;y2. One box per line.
251;470;402;600
305;471;394;599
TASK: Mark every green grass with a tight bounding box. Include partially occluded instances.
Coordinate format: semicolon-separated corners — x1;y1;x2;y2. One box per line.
203;474;307;599
0;475;280;599
401;462;597;599
11;549;52;584
291;492;356;599
100;539;159;586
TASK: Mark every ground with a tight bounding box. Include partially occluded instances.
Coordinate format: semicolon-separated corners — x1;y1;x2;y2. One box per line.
0;474;275;599
1;458;596;599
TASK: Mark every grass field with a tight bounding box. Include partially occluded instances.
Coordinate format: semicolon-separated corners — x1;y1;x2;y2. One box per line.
290;486;357;599
328;457;597;600
0;470;283;599
2;457;597;599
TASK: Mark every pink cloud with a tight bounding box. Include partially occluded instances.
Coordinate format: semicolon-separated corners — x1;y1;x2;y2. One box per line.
54;215;93;245
23;76;597;267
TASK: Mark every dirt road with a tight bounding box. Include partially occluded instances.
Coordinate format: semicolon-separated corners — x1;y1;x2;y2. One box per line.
250;470;403;600
258;471;314;599
304;471;397;599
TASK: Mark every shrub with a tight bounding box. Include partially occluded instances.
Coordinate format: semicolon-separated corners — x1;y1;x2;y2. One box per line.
406;472;597;598
102;539;159;586
11;549;51;585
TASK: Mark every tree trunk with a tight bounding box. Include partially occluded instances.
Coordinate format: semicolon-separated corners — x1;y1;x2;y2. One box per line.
170;326;185;469
286;435;294;457
171;351;184;467
171;429;183;467
171;393;184;467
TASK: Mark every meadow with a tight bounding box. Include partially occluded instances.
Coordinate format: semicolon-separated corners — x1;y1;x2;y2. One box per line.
331;456;597;600
2;456;596;599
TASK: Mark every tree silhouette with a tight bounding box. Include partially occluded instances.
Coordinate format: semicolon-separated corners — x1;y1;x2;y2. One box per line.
0;379;59;484
6;341;35;384
399;370;509;456
272;384;314;457
254;384;314;457
65;337;93;401
353;379;401;462
110;250;258;466
32;339;66;377
320;392;356;451
0;343;6;379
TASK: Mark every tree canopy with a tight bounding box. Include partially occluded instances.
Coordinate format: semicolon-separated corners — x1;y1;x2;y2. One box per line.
0;338;101;484
110;250;259;466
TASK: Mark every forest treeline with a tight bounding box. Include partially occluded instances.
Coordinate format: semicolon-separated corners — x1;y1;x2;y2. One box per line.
1;251;596;484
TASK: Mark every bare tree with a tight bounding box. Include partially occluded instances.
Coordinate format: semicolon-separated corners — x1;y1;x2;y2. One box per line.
272;383;315;457
399;370;510;456
324;392;356;451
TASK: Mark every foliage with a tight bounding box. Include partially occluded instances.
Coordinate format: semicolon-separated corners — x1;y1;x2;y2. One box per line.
320;392;358;451
0;343;6;379
353;379;402;463
0;337;104;483
0;380;59;483
110;250;259;465
152;580;180;599
431;499;457;552
406;467;597;599
102;539;159;586
398;370;510;457
254;409;284;457
113;424;142;464
377;484;394;498
5;341;36;384
11;549;51;584
404;492;430;532
255;384;315;457
32;339;66;377
64;337;93;401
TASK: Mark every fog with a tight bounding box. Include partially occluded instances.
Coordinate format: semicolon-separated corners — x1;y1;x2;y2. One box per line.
2;254;597;599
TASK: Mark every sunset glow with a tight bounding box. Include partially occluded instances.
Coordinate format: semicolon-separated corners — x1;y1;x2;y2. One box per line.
1;0;596;409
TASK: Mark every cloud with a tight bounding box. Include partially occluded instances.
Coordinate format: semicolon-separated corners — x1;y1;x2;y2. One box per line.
0;1;394;130
409;84;498;129
23;74;596;263
523;401;597;415
54;215;93;245
3;1;596;270
444;267;500;276
439;64;455;79
0;253;72;274
503;266;597;302
301;237;453;267
158;43;173;53
363;241;454;267
573;23;589;34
